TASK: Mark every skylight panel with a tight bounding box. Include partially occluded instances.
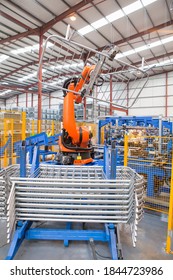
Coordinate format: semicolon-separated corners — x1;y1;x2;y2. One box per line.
91;18;108;29
106;10;124;22
161;36;173;44
141;0;157;6
116;49;136;58
18;71;37;82
78;25;94;35
116;36;173;60
135;45;149;52
149;40;162;48
140;59;173;70
19;69;47;82
0;90;12;96
77;0;158;35
0;55;9;63
11;42;53;55
123;1;143;15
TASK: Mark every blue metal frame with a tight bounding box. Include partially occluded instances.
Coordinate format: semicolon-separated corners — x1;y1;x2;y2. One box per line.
103;144;118;179
128;161;170;197
20;143;26;177
6;222;119;260
6;136;120;260
6;221;32;260
30;146;40;175
14;132;61;165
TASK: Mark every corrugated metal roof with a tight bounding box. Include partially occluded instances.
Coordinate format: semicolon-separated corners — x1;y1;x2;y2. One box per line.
0;0;173;99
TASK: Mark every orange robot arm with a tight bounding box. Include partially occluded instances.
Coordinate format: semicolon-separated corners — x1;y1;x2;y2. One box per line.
62;65;95;149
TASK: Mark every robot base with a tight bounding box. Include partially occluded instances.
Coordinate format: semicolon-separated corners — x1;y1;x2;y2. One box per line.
57;151;93;165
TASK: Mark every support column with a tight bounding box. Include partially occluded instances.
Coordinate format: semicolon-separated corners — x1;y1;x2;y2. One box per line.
165;72;168;117
126;83;129;116
110;74;113;115
31;93;34;107
26;92;28;108
16;95;19;106
38;31;43;133
49;93;51;109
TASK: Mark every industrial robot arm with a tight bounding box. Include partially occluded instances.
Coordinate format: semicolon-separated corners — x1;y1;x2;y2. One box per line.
59;46;119;164
62;65;96;150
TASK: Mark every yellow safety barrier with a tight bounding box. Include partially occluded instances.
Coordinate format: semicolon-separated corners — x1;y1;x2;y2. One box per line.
3;119;8;168
0;110;62;169
31;120;35;135
37;119;41;134
51;120;55;135
166;148;173;254
22;112;26;140
124;134;128;167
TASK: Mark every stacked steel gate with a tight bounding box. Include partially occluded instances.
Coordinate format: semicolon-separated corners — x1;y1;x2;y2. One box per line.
0;164;144;259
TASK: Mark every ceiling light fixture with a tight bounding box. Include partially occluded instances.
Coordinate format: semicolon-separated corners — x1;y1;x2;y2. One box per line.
70;14;76;21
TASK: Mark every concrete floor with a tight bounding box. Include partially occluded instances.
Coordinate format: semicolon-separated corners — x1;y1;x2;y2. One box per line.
0;212;173;260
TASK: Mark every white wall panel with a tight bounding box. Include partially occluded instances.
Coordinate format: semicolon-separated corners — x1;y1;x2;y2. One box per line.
0;99;5;108
129;107;165;116
6;96;18;107
128;73;171;117
168;85;173;96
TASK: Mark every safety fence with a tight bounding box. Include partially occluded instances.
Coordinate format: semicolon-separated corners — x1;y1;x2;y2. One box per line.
0;110;97;169
124;134;173;254
0;111;61;168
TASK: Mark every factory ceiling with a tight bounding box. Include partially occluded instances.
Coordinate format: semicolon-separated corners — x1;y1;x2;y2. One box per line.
0;0;173;99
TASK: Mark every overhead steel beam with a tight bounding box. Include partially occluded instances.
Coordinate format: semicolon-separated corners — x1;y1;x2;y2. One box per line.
99;20;173;51
0;0;94;45
0;28;40;45
1;50;172;93
0;54;81;81
112;106;128;114
0;84;35;94
133;52;173;66
24;71;80;90
0;10;33;31
1;19;172;82
41;0;94;34
0;61;38;81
